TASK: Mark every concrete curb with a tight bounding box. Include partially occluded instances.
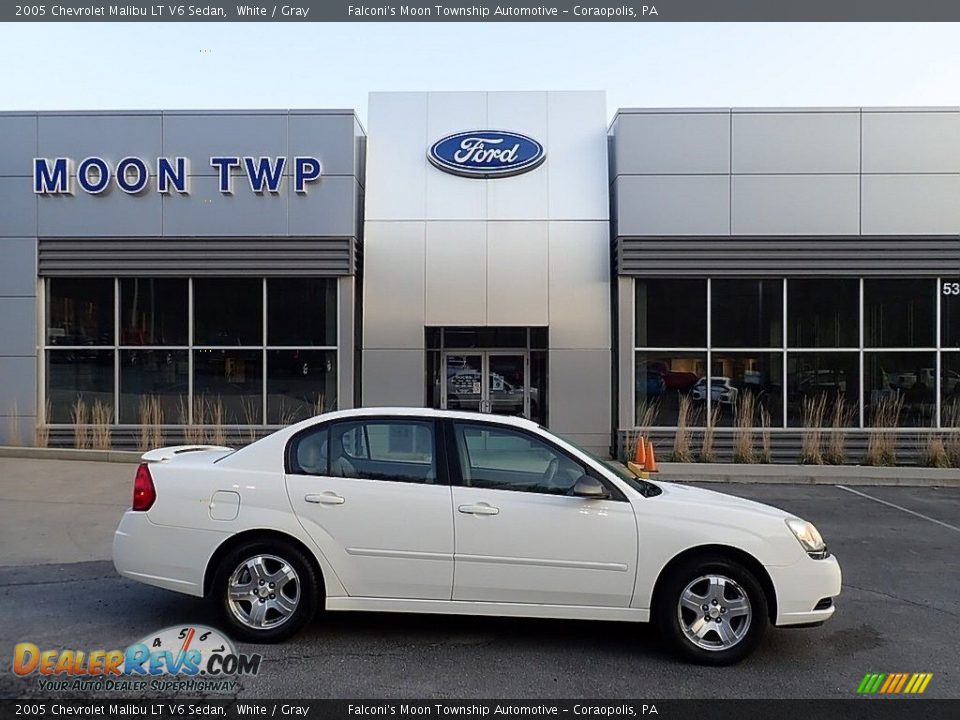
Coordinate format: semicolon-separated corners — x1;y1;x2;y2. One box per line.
2;447;959;486
646;462;960;487
0;446;142;464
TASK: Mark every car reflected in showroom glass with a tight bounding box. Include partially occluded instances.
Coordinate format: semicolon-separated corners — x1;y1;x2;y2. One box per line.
113;408;841;666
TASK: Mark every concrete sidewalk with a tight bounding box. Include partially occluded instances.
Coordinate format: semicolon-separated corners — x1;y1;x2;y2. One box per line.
0;457;131;567
653;461;960;486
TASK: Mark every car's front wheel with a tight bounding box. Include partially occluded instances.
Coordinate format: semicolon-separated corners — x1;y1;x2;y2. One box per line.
212;539;320;643
655;555;768;665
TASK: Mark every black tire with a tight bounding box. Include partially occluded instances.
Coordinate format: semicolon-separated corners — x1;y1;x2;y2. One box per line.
654;555;768;665
212;539;320;643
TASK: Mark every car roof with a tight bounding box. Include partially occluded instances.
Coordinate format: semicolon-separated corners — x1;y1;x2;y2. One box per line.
304;406;542;430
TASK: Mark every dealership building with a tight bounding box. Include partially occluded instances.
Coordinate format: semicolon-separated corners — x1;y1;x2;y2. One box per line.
1;93;958;460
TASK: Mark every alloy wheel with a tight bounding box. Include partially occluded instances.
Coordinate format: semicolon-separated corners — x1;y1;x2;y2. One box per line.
677;574;752;651
227;554;301;630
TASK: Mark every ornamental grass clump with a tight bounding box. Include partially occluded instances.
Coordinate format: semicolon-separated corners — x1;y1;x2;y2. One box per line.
698;404;721;463
800;394;827;465
733;391;757;464
71;398;89;449
824;395;855;465
864;394;904;467
670;394;694;463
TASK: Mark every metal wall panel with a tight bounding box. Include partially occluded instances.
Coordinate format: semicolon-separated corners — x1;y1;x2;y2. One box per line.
548;221;611;350
731;175;860;235
617;236;960;276
613;112;730;176
486;222;548;326
487;92;549;221
547;91;609;221
615;175;730;236
161;113;287;175
548;349;613;452
37;237;354;276
365;93;428;221
0;114;37;177
424;221;486;326
425;93;488;221
288;177;361;237
731;112;860;174
0;297;37;356
0;238;38;297
362;221;426;350
0;178;37;237
38;113;163;166
0;356;37;419
862;110;960;173
361;350;425;406
39;186;162;237
288;112;365;178
862;174;960;235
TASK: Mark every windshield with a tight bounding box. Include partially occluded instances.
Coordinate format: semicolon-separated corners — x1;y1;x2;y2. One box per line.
544;428;662;498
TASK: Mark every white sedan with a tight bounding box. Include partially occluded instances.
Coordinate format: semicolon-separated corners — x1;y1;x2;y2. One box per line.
113;408;840;665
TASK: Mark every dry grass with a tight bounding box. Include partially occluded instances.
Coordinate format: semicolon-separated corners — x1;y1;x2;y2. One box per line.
138;396;164;451
669;394;694;463
180;396;208;445
71;398;89;449
90;400;113;450
824;395;855;465
944;401;960;467
799;394;827;465
864;394;904;467
698;404;721;463
209;396;226;447
34;399;51;448
242;396;262;445
733;391;756;464
758;406;773;464
313;393;326;416
919;432;950;468
626;400;660;462
6;401;21;447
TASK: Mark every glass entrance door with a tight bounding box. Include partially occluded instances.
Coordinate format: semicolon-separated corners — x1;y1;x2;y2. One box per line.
442;352;529;419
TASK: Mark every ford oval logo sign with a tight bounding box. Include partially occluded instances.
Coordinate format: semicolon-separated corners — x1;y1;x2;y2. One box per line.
428;130;546;179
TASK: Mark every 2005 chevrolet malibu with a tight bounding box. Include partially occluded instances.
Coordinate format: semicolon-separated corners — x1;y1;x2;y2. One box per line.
113;408;841;665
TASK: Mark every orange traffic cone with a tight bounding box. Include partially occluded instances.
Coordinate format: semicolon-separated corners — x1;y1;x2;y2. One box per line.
645;439;658;472
634;436;647;466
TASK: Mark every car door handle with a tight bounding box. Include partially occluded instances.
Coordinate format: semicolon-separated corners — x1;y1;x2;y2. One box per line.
305;492;345;505
458;503;499;516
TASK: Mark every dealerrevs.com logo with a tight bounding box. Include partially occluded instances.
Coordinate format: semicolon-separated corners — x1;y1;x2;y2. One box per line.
13;625;261;693
856;672;934;695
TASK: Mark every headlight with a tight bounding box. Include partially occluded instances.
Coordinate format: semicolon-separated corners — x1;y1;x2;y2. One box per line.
786;518;829;558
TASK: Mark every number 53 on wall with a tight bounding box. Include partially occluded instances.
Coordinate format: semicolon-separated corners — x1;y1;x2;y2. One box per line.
943;281;960;295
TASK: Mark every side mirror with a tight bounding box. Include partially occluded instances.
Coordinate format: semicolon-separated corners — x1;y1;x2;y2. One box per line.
572;475;610;500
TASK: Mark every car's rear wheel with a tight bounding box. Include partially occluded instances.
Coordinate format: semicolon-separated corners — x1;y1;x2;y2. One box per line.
655;555;768;665
213;539;319;643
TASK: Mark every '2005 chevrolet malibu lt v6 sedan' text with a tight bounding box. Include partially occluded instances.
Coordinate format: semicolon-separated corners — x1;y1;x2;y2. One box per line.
114;408;840;665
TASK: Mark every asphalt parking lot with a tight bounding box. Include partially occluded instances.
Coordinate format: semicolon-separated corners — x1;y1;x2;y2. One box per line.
0;457;957;699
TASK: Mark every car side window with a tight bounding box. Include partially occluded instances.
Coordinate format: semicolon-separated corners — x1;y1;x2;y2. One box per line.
453;423;586;496
329;420;437;483
290;427;329;476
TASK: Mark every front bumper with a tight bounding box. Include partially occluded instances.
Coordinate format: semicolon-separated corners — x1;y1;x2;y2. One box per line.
113;511;230;598
767;553;842;626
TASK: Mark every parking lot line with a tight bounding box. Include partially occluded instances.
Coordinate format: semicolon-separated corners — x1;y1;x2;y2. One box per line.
836;485;960;534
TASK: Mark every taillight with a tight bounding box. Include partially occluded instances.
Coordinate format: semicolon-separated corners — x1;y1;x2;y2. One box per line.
132;463;156;511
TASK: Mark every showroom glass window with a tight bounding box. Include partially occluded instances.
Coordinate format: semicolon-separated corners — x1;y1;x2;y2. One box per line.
786;279;860;427
635;276;951;430
44;278;338;430
863;280;936;427
46;279;115;422
634;280;706;425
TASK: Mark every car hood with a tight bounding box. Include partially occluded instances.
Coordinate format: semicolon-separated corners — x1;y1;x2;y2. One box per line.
650;480;792;520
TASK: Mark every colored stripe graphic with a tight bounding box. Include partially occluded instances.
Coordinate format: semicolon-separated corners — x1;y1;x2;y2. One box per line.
858;672;933;694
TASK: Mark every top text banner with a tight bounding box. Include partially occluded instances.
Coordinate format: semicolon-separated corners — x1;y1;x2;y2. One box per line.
7;1;960;22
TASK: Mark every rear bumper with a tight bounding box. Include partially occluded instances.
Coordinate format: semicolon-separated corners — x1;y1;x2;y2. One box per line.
112;511;230;598
767;553;842;627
